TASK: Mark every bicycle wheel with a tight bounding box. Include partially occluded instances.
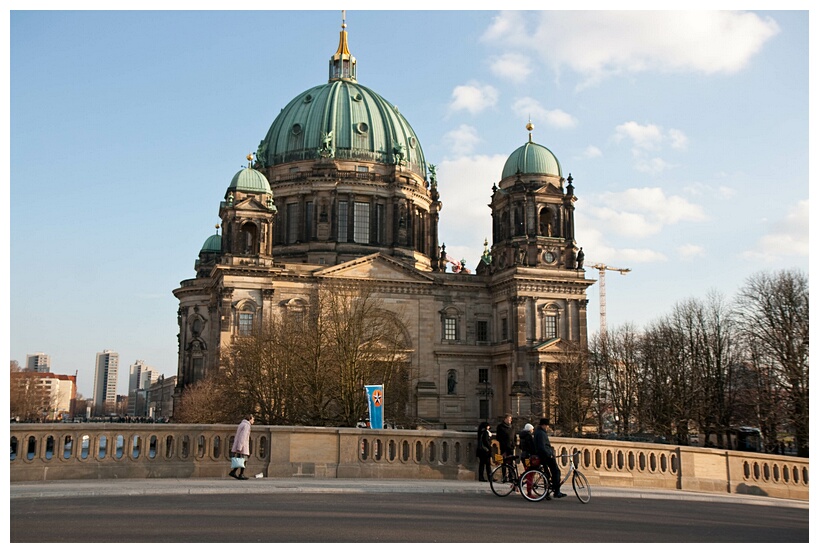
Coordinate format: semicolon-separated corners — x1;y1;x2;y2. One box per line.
519;468;550;502
572;470;591;503
489;464;516;497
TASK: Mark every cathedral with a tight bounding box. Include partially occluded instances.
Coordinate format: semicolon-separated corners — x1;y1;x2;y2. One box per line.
172;19;595;430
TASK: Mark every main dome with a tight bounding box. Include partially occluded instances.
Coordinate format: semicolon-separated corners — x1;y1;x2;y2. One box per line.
255;23;426;176
256;81;426;175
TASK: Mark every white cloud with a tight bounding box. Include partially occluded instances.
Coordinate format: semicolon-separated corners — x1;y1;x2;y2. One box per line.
587;187;707;238
449;82;499;114
668;128;689;150
634;156;675;175
614;122;688;174
442;124;481;157
436;154;507;269
482;11;780;87
489;53;532;83
512;98;577;129
741;199;809;259
677;243;705;259
615;121;664;150
582;145;602;159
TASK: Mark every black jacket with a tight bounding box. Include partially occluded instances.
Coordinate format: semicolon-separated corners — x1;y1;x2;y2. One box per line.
518;430;535;457
496;421;515;455
476;423;492;458
534;426;555;458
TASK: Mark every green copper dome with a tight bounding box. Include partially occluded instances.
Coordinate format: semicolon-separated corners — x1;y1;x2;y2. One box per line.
501;141;562;180
256;81;426;175
200;233;221;254
227;167;272;194
255;22;426;176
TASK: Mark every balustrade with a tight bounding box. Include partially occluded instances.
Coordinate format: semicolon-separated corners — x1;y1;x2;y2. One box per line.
9;424;807;501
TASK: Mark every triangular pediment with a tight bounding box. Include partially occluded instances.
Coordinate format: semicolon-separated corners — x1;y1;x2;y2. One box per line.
232;196;269;211
315;253;436;283
532;337;566;352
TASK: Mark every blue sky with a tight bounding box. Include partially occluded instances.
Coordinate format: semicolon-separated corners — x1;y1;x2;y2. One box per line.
6;6;811;399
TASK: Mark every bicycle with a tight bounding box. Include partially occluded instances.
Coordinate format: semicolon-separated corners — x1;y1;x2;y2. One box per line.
519;450;591;503
489;454;523;497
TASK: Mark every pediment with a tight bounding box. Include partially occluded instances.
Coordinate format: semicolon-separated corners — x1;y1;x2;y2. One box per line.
532;337;566;352
315;253;436;284
232;196;269;211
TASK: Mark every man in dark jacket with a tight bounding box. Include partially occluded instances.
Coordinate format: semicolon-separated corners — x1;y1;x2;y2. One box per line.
496;414;516;458
534;418;566;498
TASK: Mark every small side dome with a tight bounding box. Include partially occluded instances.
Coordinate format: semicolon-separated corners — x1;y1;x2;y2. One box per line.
501;141;562;180
199;233;222;254
227;167;272;195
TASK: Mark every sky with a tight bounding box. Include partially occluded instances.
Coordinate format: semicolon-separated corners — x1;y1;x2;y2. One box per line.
5;4;812;399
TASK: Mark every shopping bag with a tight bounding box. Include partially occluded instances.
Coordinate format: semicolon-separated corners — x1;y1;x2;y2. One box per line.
231;456;245;469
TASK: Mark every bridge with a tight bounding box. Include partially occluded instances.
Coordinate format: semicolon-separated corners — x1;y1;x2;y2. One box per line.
9;423;808;502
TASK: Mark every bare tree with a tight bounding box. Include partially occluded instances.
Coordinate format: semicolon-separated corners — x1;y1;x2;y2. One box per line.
10;360;46;422
321;282;411;427
735;269;809;456
173;376;235;424
555;341;592;436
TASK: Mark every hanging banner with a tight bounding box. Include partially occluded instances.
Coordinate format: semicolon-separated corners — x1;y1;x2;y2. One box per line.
364;385;384;429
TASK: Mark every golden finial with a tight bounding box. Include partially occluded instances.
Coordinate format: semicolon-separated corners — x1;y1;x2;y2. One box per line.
215;224;220;234
526;119;534;142
342;10;346;29
246;153;253;168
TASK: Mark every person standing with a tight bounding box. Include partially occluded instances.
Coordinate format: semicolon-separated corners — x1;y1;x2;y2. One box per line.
518;423;535;466
229;413;254;480
476;421;493;482
534;418;565;498
496;414;516;459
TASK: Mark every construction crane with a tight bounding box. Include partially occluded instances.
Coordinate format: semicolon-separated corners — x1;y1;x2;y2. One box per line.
590;263;631;336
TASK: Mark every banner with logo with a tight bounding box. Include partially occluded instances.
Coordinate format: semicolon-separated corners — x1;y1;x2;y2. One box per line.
365;385;384;429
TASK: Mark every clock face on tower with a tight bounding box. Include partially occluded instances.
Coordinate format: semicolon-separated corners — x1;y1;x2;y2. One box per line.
543;251;555;264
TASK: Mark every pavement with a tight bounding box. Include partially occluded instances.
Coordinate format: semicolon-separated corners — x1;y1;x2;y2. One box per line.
9;477;808;509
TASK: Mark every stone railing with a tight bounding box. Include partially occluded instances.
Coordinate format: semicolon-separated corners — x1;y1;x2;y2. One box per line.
9;424;808;501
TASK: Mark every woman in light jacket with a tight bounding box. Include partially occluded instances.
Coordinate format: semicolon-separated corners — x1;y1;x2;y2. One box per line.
229;414;254;480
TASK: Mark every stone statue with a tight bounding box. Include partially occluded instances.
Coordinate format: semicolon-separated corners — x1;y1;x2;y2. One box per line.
576;247;585;270
447;371;456;395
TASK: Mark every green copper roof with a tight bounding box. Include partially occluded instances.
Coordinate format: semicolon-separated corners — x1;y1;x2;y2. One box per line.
255;80;427;175
227;167;272;194
501;141;562;180
200;233;221;254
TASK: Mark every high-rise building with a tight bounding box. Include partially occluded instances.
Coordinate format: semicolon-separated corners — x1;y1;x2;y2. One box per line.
173;18;593;428
127;360;156;417
92;350;119;416
26;353;51;373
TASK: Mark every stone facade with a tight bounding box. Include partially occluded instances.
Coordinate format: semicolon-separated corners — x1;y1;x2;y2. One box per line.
172;23;594;430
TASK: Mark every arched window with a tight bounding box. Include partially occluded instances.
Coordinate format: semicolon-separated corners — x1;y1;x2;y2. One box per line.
235;301;257;336
538;303;561;341
241;222;258;254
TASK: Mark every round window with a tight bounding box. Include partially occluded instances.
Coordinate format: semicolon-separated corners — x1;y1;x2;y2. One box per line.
356;122;369;134
303;94;313;104
291;124;302;135
408;136;417;148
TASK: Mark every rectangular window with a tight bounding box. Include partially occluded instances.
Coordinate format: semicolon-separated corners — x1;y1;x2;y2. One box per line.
238;312;254;336
476;320;489;342
338;201;348;242
544;315;557;339
305;201;313;241
286;203;299;244
444;317;457;341
356;165;369;173
354;202;369;244
479;399;489;421
478;368;489;383
375;204;385;244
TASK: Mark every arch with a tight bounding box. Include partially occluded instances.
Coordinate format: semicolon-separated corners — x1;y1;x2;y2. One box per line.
239;221;259;254
234;300;258;336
